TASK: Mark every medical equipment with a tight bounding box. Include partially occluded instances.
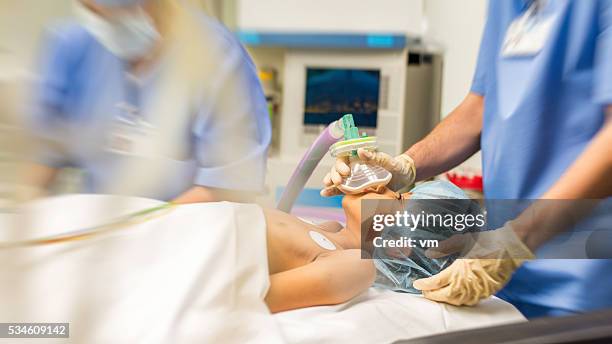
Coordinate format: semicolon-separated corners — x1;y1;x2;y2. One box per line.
328;115;392;194
259;68;282;148
276;113;392;211
236;0;424;35
251;46;441;208
0;202;174;249
278;50;441;159
235;1;439;212
309;230;337;251
276;116;345;212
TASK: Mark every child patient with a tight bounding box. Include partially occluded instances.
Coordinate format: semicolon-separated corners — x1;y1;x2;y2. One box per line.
263;188;390;313
263;180;472;313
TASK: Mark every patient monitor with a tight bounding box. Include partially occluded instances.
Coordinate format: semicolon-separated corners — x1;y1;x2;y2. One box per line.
280;49;441;158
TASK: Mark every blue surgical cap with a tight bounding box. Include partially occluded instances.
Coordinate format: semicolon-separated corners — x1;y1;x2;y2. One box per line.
93;0;145;6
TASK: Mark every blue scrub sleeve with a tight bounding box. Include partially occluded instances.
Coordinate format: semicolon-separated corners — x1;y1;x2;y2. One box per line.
192;49;271;192
594;0;612;105
29;26;82;168
470;4;498;96
471;40;489;95
470;1;526;96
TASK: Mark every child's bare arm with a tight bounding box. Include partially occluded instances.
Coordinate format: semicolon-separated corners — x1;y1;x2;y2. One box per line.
265;249;376;313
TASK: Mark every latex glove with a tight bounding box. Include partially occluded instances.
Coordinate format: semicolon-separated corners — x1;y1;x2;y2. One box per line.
413;224;535;306
321;149;416;197
321;155;351;197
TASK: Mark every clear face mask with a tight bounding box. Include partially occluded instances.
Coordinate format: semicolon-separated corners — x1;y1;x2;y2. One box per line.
340;161;392;194
74;2;160;60
329;115;392;194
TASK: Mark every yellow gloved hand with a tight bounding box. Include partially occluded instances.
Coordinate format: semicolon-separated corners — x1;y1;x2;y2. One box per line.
321;149;416;197
413;224;535;306
321;155;351;197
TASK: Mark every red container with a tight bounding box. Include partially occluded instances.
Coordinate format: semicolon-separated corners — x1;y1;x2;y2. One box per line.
446;172;483;192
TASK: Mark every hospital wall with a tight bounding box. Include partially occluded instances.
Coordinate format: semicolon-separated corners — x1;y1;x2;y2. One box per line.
424;0;487;170
0;0;73;128
0;0;72;76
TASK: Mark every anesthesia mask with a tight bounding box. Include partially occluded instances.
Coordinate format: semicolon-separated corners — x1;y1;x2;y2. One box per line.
329;115;392;194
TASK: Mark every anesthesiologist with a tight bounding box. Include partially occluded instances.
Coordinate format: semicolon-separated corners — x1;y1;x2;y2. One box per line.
27;0;270;202
323;0;612;318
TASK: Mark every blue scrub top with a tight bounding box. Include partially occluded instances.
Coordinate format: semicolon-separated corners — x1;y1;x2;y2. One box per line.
472;0;612;314
30;14;271;200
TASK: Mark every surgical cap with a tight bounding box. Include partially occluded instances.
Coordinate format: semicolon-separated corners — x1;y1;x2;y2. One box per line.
93;0;146;6
373;180;482;293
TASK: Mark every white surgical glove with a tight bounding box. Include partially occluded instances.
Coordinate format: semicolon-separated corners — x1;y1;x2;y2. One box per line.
413;224;535;306
321;149;416;197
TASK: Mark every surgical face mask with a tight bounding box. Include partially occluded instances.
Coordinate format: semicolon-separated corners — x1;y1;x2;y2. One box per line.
75;2;160;60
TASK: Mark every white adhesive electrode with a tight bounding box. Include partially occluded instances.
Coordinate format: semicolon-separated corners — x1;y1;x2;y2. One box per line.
309;231;337;251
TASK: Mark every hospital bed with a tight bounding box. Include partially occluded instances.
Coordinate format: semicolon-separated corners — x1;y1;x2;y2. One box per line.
276;288;523;343
0;194;524;343
403;309;612;344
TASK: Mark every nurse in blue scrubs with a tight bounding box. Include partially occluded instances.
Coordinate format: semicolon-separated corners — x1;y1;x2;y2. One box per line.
27;0;270;202
324;0;612;318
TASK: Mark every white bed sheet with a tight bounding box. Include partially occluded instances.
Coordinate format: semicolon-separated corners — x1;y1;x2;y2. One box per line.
0;195;284;344
275;287;525;344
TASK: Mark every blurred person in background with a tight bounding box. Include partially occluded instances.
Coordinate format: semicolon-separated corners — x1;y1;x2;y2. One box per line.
25;0;270;203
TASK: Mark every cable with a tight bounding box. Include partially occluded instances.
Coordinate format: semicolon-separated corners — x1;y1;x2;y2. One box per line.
0;203;175;249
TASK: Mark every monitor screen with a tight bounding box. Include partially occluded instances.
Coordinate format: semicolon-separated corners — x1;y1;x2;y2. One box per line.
304;67;380;128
